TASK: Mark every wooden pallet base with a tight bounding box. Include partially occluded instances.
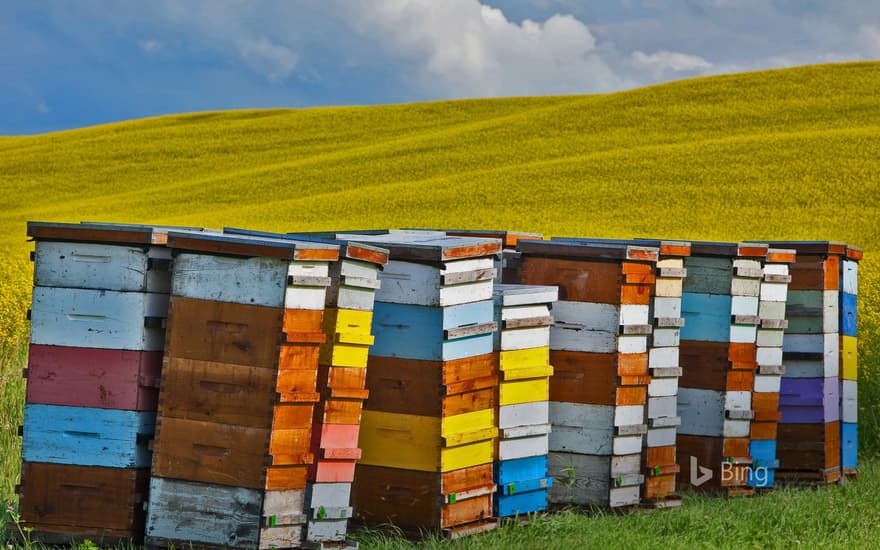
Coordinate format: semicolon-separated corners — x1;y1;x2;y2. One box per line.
842;468;860;480
9;529;141;547
776;468;842;485
442;518;498;540
639;496;683;510
302;541;359;550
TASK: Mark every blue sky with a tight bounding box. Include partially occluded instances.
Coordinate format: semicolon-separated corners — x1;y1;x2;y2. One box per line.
2;1;879;135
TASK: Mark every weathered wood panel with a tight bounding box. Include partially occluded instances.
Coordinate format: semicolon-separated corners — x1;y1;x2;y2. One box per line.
680;292;732;343
26;345;161;411
165;297;282;368
370;300;494;361
785;290;838;334
520;256;622;303
678;340;729;391
30;287;168;351
151;417;270;489
259;489;306;549
549;350;618;405
145;477;261;548
683;256;732;295
549;402;617;455
374;258;495;306
351;464;494;531
498;433;550;461
171;253;288;307
34;241;171;293
23;404;153;468
19;462;148;541
677;388;724;437
499;401;549;430
158;357;276;427
499;377;548;406
777;421;840;472
548;452;640;507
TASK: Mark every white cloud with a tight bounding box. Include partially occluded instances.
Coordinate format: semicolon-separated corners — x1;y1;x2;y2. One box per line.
629;50;713;78
345;0;631;97
238;37;298;82
140;39;162;53
856;24;880;57
36;101;49;114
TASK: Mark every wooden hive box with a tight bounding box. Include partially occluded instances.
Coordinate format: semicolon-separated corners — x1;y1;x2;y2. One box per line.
760;241;855;484
323;231;502;538
517;239;659;508
675;241;768;497
21;221;195;545
16;462;149;544
492;284;558;517
144;230;340;549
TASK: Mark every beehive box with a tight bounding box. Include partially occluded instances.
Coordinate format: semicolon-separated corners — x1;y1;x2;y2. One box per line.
19;221;187;544
325;232;502;538
517;239;659;508
492;284;558;517
762;241;862;483
675;241;769;496
144;230;340;549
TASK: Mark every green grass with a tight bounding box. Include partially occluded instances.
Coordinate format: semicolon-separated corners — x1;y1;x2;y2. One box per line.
1;61;879;547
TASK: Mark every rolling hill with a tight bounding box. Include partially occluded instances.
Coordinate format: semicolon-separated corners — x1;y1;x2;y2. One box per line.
1;62;879;523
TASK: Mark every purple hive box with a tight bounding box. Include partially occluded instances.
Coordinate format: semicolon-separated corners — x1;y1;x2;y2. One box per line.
779;377;840;424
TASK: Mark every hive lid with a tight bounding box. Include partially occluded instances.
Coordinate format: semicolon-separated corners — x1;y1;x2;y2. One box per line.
224;227;389;266
324;232;502;262
748;240;848;256
408;228;543;248
167;229;339;261
517;239;659;262
27;221;208;246
556;237;691;257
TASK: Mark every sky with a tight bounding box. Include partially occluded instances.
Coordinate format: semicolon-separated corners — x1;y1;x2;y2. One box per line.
2;0;879;135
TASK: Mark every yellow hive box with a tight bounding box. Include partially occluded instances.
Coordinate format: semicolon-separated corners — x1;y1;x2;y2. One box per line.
499;347;549;371
841;335;858;380
321;308;374;368
359;409;497;472
499;377;550;406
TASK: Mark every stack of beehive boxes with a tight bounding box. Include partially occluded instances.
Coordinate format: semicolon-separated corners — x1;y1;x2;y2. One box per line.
517;240;659;508
491;284;558;517
676;242;768;496
20;222;174;544
635;240;690;507
144;231;340;549
335;233;502;538
293;235;388;548
227;227;391;547
765;242;858;484
747;248;796;489
551;237;691;507
840;245;862;478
